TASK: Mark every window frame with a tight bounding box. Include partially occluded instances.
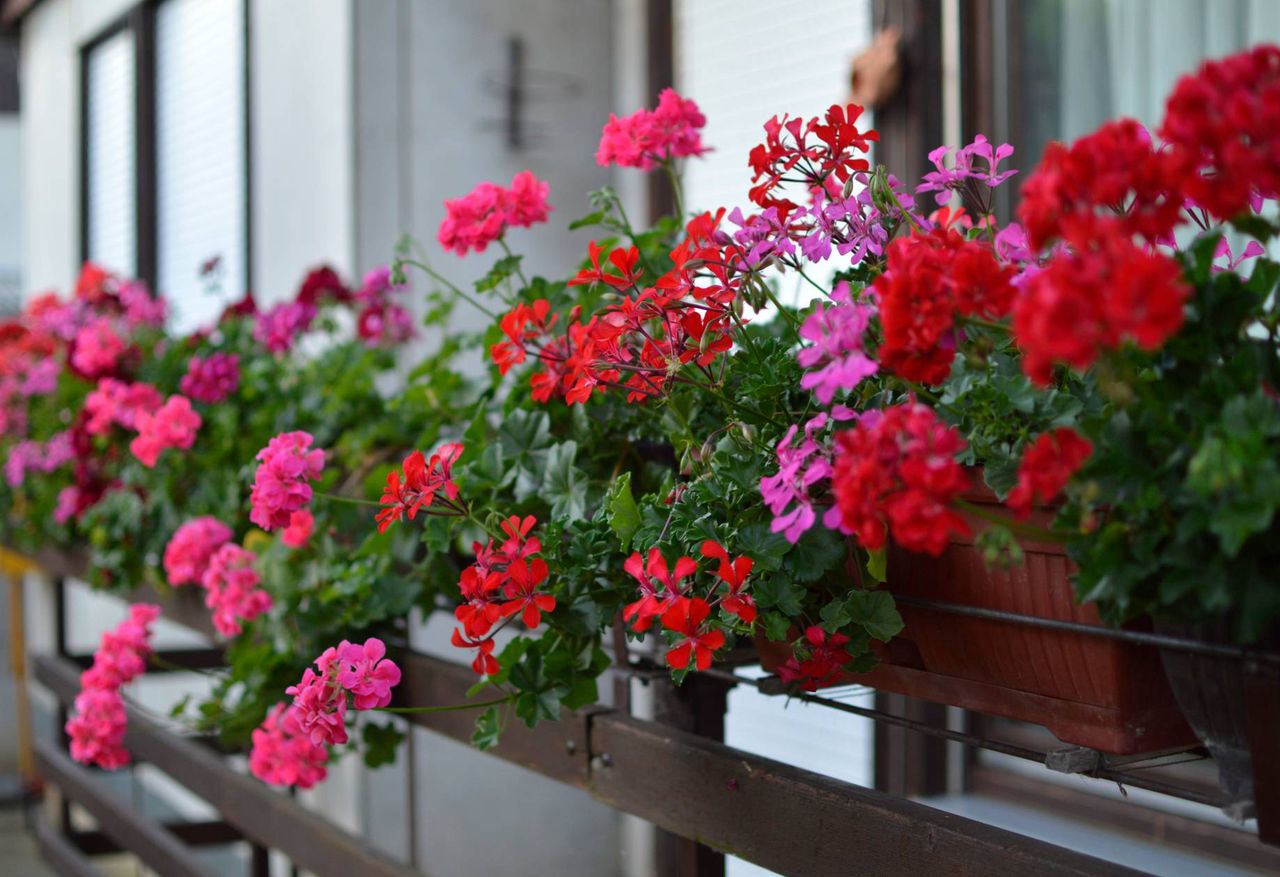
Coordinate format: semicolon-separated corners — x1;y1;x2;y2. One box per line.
78;0;251;296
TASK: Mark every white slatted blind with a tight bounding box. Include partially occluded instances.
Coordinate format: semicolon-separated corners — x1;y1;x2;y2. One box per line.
675;0;873;306
156;0;246;332
85;31;136;276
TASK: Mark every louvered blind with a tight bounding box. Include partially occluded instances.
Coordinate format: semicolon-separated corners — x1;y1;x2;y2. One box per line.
85;31;136;276
156;0;246;332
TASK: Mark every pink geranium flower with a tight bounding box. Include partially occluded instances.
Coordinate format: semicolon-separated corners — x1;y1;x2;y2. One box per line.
249;431;325;531
337;638;401;710
163;517;233;586
202;543;272;637
130;395;201;467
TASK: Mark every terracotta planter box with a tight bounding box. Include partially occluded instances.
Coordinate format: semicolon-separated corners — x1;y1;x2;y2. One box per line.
758;490;1197;755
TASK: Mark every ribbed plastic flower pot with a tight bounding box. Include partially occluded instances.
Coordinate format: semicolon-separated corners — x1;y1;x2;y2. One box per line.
757;490;1198;756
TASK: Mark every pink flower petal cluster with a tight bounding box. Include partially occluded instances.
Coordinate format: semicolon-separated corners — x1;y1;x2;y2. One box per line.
354;265;415;348
254;301;317;354
279;638;401;754
596;88;708;170
796;282;879;404
84;378;163;435
21;358;61;396
163;517;234;586
249;703;329;789
759;409;856;543
70;317;127;379
249;431;325;531
119;281;168;329
66;689;130;769
179;353;241;404
437;170;554;256
4;432;72;487
281;509;314;548
66;603;160;769
202;543;271;637
129;395;201;467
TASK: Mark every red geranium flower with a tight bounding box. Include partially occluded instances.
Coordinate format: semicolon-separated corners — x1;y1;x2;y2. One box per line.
623;548;695;632
1006;428;1094;519
701;540;756;624
660;597;725;671
499;557;556;628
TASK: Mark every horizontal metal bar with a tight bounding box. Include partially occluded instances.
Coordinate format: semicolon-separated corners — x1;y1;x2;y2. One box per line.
586;713;1152;877
892;594;1280;664
71;820;244;854
34;818;104;877
34;654;419;877
702;667;1223;808
392;648;595;786
34;739;218;877
65;647;227;674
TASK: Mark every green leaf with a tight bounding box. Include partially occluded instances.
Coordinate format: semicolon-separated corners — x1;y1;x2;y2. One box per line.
603;472;642;551
846;590;903;642
361;721;405;769
864;547;887;583
542;441;588;521
568;210;606;231
475;254;523;293
472;707;502;750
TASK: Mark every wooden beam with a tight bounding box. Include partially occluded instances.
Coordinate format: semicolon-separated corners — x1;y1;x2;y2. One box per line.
34;654;420;877
34;739;218;877
586;714;1151;877
33;818;104;877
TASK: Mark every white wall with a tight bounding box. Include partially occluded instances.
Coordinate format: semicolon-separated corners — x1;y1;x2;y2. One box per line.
249;0;355;305
18;0;356;305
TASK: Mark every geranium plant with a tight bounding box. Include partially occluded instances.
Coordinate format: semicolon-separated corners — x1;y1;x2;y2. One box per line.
3;46;1279;788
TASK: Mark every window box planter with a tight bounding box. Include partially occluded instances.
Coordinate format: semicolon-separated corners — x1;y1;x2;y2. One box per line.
757;488;1197;755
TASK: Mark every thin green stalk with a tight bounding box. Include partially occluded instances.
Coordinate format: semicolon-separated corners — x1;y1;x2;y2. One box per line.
695;380;787;430
315;491;381;508
497;239;532;289
376;695;513;715
663;160;685;222
954;498;1065;545
399;257;499;319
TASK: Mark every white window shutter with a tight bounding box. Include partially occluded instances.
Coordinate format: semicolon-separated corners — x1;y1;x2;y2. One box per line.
156;0;246;332
85;30;136;276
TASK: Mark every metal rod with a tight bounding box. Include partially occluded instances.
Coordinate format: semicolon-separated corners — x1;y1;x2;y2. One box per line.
699;667;1226;809
891;594;1280;664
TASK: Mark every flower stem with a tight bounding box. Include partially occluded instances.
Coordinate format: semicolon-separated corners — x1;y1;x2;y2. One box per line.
315;492;381;508
663;160;686;222
399;257;499;319
954;498;1065;545
497;239;532;289
375;694;513;715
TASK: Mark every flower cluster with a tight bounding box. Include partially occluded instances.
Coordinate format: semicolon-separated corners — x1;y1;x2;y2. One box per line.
179;353;241;404
831;402;971;556
70;318;128;380
251;638;401;788
163;516;233;586
84;379;162;435
596;88;708;170
874;228;1015;385
376;443;465;532
130;395;202;468
916;134;1017;206
760;409;856;543
202;543;271;637
65;603;160;768
796;282;878;404
776;626;854;691
4;431;73;488
249;431;325;531
1160;44;1280;221
451;515;554;675
1006;428;1094;519
354;266;415;348
621;541;754;671
437;170;553;256
254;301;317;355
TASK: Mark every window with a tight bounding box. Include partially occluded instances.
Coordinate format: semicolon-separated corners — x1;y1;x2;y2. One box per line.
80;1;248;331
156;0;247;331
83;28;137;276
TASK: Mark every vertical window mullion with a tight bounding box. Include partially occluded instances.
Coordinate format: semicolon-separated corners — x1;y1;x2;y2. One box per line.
134;3;158;292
